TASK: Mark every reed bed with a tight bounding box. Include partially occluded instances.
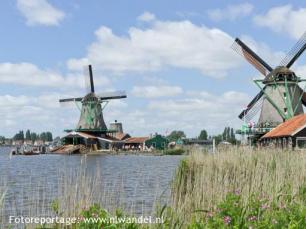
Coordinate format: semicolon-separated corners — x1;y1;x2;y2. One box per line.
171;147;306;218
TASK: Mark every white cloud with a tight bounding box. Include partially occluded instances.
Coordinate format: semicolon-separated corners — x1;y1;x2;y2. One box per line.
208;3;254;22
67;19;240;77
137;11;156;22
17;0;65;26
132;85;183;98
0;62;110;89
0;93;79;136
253;5;306;39
108;90;250;137
128;90;250;136
0;91;129;137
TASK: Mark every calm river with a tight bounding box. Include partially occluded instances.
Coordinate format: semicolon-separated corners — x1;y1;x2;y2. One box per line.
0;147;183;223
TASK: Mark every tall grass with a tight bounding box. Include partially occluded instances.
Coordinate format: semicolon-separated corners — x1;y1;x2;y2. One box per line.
171;147;306;219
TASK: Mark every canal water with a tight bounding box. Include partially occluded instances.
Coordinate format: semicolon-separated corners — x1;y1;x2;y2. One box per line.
0;147;183;222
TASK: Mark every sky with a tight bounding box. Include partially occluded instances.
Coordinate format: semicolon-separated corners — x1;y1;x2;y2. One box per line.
1;0;306;138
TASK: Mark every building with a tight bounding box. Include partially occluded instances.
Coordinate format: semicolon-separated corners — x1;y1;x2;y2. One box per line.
145;134;168;150
124;137;149;151
4;139;12;146
63;131;124;150
34;140;45;146
12;140;23;146
182;138;213;146
114;132;131;141
109;120;124;133
260;114;306;149
24;140;33;145
108;120;130;145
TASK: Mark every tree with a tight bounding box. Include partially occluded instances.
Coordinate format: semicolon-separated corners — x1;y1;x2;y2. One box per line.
229;128;236;144
20;130;24;141
0;136;5;144
40;132;47;142
13;130;24;141
25;130;31;140
30;132;37;142
213;127;237;145
214;134;223;145
46;132;53;141
167;130;186;142
198;129;208;140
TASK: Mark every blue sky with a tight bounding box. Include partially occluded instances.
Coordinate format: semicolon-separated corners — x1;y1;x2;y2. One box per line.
1;0;306;138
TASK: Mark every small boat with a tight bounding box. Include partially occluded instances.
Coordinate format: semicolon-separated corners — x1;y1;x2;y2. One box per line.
22;146;41;155
23;151;40;156
10;149;17;155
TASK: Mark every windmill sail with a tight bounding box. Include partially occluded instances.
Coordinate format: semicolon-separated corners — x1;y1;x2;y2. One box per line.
280;31;306;68
239;90;264;119
232;38;272;76
98;91;127;100
59;97;83;103
244;96;264;123
83;65;95;93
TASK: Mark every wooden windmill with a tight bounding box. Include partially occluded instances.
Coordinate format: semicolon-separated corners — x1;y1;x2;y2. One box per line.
232;32;306;135
59;65;127;134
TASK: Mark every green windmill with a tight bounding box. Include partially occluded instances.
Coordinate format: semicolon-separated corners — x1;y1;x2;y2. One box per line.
59;65;127;134
232;32;306;140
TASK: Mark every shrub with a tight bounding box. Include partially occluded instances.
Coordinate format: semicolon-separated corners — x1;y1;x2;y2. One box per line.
163;148;185;155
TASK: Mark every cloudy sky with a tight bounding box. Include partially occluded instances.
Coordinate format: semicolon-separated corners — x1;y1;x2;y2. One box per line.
1;0;306;138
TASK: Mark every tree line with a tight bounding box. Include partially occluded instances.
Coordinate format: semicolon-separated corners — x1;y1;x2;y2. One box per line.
166;127;237;144
13;130;53;142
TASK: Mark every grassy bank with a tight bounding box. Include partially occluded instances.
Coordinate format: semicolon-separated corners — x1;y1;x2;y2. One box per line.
171;147;306;227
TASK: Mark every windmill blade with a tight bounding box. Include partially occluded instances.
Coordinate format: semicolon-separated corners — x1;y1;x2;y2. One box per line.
232;38;273;76
84;65;95;93
238;90;264;119
244;96;263;123
302;92;306;106
97;91;127;100
59;97;83;103
280;31;306;68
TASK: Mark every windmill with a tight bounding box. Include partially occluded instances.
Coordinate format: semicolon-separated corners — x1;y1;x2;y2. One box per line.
232;32;306;139
59;65;127;134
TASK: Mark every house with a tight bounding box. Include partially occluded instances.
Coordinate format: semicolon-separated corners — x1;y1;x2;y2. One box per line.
24;140;33;145
34;140;44;146
4;139;12;146
12;140;23;146
145;134;169;150
124;137;149;151
113;132;131;141
182;138;213;146
63;131;124;150
260;114;306;149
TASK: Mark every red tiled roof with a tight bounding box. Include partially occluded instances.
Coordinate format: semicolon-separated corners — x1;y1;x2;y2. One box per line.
125;137;149;144
261;114;306;139
114;132;130;140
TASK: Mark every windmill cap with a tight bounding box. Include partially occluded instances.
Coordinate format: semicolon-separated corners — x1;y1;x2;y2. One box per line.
264;66;298;83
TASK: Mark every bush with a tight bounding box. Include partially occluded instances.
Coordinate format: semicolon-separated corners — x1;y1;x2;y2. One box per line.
187;190;306;228
163;148;185;155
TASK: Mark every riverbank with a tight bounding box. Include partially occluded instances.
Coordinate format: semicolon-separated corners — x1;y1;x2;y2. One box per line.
7;145;187;156
170;147;306;228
